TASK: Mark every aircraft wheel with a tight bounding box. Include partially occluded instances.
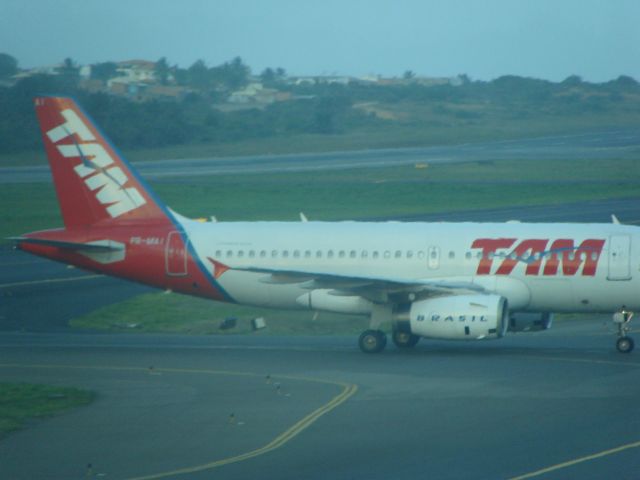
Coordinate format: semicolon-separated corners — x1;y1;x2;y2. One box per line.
359;329;387;354
392;329;420;348
616;336;634;353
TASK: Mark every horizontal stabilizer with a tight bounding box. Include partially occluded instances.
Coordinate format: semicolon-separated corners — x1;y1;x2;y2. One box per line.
8;237;124;252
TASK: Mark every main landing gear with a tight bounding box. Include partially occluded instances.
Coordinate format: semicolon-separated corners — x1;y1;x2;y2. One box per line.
358;330;387;354
392;329;420;349
358;328;421;353
613;307;634;354
358;312;421;353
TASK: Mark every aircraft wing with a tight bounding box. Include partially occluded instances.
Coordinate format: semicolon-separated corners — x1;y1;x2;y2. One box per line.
216;261;484;302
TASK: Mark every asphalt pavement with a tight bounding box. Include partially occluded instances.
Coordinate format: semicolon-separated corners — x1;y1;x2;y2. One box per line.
2;128;639;182
1;324;639;480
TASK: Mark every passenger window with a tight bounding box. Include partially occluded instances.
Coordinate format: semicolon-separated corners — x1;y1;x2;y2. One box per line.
316;250;322;258
361;250;368;258
591;251;598;261
395;250;402;259
448;251;454;259
373;251;379;259
384;251;391;259
417;251;425;259
465;252;471;260
431;250;438;259
237;250;244;258
227;250;233;258
215;250;222;258
350;250;357;258
293;250;300;258
248;250;255;258
327;250;334;258
282;250;289;258
271;250;278;258
304;250;311;258
406;251;413;259
338;251;346;258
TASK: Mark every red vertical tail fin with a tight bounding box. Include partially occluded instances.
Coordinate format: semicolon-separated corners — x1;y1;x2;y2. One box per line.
35;96;169;228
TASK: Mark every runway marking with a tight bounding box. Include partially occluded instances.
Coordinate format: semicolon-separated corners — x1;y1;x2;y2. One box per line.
0;274;102;289
508;439;640;479
0;363;358;479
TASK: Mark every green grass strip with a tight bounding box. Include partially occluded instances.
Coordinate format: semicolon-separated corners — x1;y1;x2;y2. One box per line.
0;383;95;436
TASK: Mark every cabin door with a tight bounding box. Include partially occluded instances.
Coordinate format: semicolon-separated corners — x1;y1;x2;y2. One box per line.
607;235;631;281
165;231;188;276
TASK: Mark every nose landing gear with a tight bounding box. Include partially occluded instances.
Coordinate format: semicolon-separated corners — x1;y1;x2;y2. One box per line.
613;307;634;353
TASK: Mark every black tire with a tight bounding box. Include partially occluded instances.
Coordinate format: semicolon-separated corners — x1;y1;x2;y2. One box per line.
616;336;634;353
359;329;387;354
392;329;420;348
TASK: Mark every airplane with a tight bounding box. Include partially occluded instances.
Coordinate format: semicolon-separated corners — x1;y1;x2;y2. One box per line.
10;96;639;354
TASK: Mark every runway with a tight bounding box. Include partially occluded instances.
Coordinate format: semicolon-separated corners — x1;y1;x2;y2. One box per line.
2;128;639;183
1;324;640;480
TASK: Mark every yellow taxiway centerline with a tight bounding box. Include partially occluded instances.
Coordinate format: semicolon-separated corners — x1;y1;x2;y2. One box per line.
508;440;640;480
507;354;639;479
0;363;358;479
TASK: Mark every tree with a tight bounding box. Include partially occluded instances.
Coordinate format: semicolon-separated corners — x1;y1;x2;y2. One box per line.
211;56;250;90
261;67;287;87
561;75;583;87
609;75;639;91
403;70;415;80
188;59;209;89
457;74;471;85
0;53;18;78
58;57;78;76
155;57;170;85
260;67;275;84
173;67;189;86
91;62;118;81
57;57;79;89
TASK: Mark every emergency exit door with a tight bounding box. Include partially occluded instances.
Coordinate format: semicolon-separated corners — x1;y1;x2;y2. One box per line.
607;235;631;281
165;231;188;276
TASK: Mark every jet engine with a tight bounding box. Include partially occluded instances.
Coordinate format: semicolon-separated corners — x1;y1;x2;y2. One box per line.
507;312;553;332
408;294;508;340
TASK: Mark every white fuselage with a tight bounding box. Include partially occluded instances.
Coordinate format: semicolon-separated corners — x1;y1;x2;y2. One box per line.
181;220;640;314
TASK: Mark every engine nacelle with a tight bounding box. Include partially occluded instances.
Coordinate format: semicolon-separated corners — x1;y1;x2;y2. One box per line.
508;312;553;332
409;294;508;340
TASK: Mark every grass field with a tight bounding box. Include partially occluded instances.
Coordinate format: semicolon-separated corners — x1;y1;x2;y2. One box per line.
0;383;94;437
2;157;638;240
69;292;370;335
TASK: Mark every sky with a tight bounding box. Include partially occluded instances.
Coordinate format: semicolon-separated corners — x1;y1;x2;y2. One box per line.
1;0;639;82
